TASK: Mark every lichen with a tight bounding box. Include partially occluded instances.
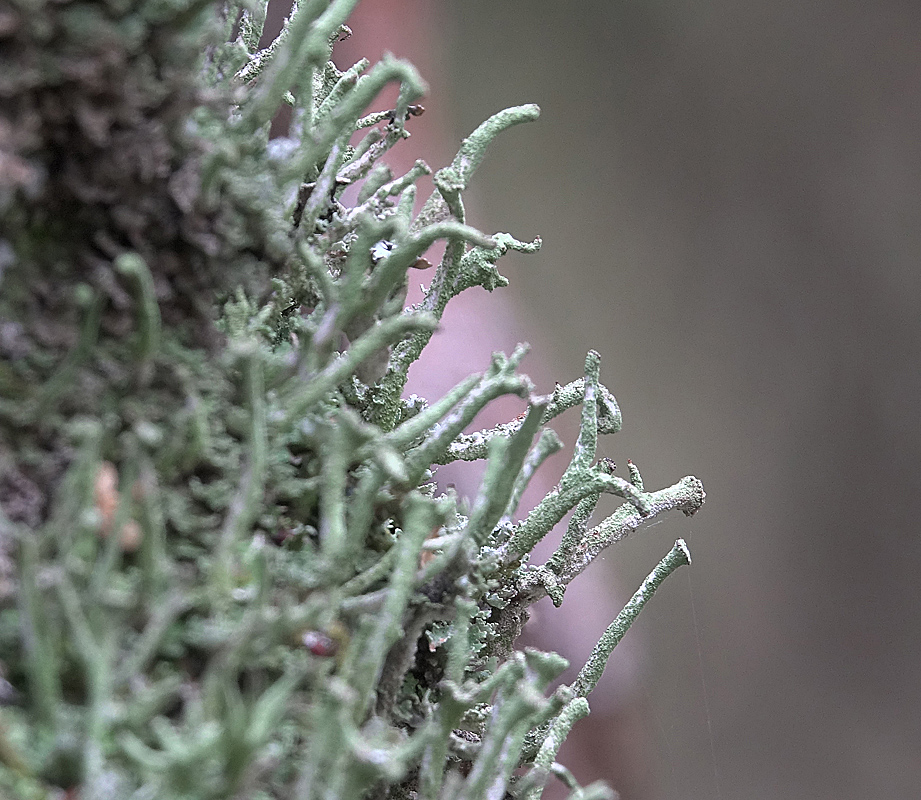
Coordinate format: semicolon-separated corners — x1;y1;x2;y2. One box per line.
0;1;705;798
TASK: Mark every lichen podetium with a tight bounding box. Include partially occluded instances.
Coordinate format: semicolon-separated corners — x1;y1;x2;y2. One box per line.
0;1;704;797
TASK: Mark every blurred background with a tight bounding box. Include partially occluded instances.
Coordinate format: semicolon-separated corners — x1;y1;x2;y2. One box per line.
330;2;921;798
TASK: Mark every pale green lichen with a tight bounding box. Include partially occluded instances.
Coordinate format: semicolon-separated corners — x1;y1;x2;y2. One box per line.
0;1;705;798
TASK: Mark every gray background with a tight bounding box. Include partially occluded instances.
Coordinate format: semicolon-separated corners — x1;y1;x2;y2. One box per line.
338;2;921;798
441;3;921;799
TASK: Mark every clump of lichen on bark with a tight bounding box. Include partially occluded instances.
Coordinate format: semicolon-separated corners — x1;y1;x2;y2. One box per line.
0;1;704;798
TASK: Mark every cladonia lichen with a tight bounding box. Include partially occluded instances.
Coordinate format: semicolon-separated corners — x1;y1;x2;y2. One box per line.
0;1;705;798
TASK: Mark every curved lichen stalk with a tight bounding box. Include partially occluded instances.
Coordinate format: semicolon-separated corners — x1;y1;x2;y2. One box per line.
0;1;705;798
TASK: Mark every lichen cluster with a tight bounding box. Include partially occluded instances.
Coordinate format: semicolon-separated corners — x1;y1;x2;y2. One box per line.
0;1;705;798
